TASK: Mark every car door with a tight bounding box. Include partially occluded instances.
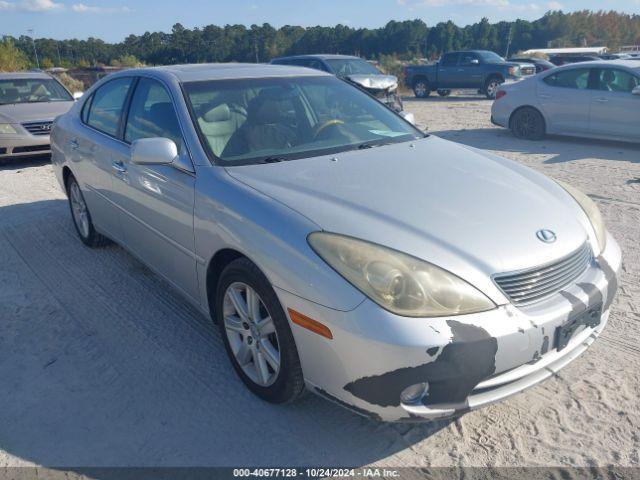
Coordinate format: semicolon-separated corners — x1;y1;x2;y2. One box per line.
437;53;460;87
589;67;640;141
73;77;134;243
110;76;199;301
537;67;592;135
457;52;483;88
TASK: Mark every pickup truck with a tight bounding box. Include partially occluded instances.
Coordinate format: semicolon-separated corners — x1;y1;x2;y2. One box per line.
404;50;536;99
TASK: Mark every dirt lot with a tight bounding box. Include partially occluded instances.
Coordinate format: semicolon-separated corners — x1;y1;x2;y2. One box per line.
1;93;639;471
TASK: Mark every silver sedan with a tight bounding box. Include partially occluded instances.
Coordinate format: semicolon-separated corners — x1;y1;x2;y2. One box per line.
492;59;640;142
0;72;78;159
51;64;620;422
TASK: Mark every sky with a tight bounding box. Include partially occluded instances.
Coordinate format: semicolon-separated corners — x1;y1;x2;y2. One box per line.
0;0;638;42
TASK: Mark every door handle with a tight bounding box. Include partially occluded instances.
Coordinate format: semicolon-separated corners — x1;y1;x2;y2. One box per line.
539;94;551;99
595;98;609;103
112;161;127;174
69;139;79;150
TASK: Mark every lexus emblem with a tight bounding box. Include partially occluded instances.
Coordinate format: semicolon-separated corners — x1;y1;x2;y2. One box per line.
536;229;557;243
41;124;52;131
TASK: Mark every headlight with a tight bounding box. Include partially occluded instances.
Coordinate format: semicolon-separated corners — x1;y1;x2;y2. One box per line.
0;124;17;135
308;232;496;317
508;66;518;76
556;180;606;254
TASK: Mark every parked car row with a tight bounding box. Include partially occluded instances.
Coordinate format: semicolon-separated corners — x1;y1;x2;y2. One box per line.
492;59;640;143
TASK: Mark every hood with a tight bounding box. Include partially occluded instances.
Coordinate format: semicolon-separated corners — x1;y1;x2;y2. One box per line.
346;74;398;92
0;101;74;124
225;136;590;298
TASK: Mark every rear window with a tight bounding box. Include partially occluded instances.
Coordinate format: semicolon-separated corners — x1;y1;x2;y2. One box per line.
543;69;590;89
441;53;460;66
85;77;133;137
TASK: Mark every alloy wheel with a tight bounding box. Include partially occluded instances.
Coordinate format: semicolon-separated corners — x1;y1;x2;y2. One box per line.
486;80;500;98
69;181;90;239
223;282;281;387
414;81;427;98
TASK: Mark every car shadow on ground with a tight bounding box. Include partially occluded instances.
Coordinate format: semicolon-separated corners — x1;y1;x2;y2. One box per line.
0;199;454;473
0;155;51;171
432;128;640;164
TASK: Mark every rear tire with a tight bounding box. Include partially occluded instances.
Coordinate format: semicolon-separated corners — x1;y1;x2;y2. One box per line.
66;175;110;247
510;107;546;140
215;257;305;404
413;79;431;98
437;89;451;97
484;77;502;99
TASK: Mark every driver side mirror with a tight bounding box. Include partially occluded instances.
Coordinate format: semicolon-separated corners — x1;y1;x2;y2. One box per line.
131;137;178;166
632;86;640;96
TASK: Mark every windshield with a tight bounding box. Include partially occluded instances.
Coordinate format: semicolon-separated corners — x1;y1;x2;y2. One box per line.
0;78;72;105
324;59;382;76
184;75;422;166
477;51;505;63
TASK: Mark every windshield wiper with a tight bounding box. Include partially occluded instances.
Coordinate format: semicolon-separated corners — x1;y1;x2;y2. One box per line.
357;140;390;150
260;156;286;163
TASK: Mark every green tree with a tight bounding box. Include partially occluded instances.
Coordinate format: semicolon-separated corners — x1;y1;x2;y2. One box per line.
0;38;30;71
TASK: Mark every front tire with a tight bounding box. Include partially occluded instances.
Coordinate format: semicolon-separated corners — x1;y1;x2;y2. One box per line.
413;79;431;98
216;257;305;404
510;107;546;140
66;175;110;247
484;77;502;99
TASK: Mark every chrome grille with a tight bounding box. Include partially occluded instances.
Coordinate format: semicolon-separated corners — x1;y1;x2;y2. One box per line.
521;66;536;76
22;121;53;136
494;243;592;306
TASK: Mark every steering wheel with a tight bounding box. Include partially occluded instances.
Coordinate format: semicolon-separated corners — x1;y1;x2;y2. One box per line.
313;119;345;139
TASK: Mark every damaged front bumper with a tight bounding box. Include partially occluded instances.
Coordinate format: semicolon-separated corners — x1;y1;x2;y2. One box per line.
277;233;621;422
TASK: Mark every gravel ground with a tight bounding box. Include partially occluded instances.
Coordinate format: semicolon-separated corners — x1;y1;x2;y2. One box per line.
0;92;638;472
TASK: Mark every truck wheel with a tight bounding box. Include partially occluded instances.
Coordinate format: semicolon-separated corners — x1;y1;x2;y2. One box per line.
413;79;430;98
484;77;502;99
437;89;451;97
510;107;546;140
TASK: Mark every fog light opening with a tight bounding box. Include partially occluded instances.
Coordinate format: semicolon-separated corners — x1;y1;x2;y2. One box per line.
400;382;429;405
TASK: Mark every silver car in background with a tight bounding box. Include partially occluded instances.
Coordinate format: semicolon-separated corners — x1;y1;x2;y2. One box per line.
0;72;77;159
492;59;640;142
51;64;620;422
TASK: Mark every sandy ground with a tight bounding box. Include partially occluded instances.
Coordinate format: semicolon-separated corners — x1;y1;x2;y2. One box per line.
0;93;639;473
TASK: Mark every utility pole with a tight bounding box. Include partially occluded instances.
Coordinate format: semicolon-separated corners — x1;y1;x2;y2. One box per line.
28;29;40;69
505;25;513;59
56;41;62;66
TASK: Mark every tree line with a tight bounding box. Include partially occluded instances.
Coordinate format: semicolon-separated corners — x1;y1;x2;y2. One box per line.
2;10;640;71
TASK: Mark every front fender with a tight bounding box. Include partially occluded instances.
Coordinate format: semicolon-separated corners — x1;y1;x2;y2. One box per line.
193;166;365;313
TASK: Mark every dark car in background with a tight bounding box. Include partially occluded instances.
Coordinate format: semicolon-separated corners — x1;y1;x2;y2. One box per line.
508;57;555;73
270;54;403;112
549;55;601;66
404;50;536;99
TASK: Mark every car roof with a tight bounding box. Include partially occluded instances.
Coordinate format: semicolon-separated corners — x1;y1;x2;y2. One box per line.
126;63;332;83
0;71;54;80
272;54;360;61
554;59;640;72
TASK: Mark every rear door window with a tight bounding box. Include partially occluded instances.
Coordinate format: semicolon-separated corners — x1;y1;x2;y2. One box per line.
543;69;590;89
593;68;639;93
86;77;133;137
441;53;460;66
